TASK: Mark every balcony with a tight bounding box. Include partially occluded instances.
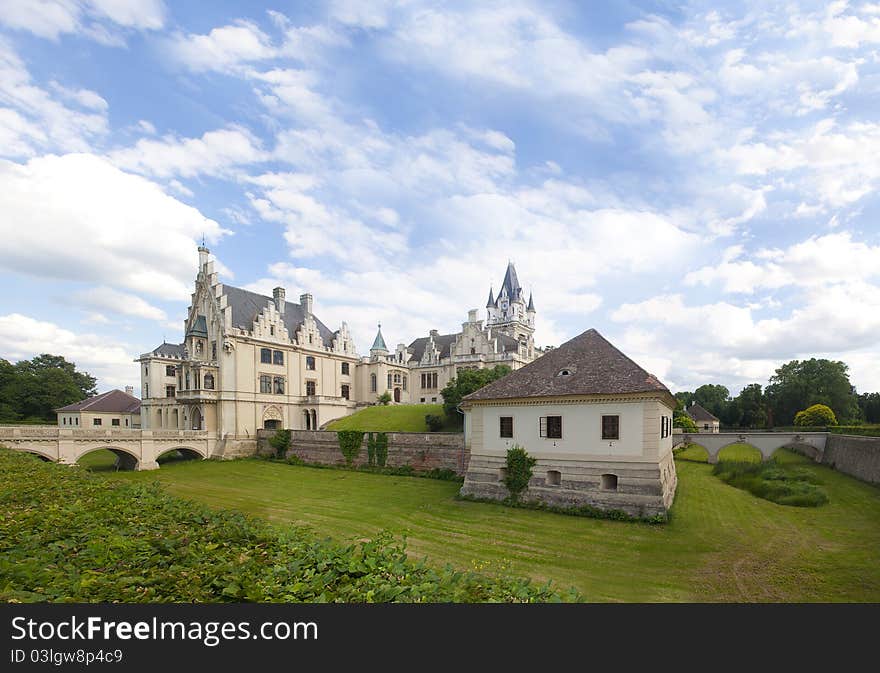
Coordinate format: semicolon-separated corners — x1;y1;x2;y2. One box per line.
175;388;218;403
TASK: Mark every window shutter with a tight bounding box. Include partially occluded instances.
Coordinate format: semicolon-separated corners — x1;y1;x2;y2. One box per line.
539;416;547;437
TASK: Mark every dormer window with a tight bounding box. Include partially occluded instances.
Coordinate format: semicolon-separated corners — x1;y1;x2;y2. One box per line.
556;365;577;378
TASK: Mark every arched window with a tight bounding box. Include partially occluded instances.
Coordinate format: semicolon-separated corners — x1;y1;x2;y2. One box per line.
601;474;618;491
203;373;214;390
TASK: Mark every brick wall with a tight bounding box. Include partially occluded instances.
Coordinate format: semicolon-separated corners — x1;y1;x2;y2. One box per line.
823;434;880;485
258;429;469;475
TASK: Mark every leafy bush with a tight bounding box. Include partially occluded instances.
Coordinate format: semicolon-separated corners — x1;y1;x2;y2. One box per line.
794;404;837;427
673;413;698;432
377;392;392;405
0;449;573;602
712;459;828;507
336;430;364;465
457;494;666;524
374;432;388;467
268;428;291;459
503;445;536;502
425;414;445;432
829;425;880;437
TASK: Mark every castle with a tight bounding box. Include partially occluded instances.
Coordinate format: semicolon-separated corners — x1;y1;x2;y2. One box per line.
137;247;540;437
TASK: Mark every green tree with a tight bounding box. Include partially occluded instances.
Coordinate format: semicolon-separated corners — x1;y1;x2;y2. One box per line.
268;428;291;459
376;391;391;405
766;358;858;426
732;383;767;429
1;355;98;422
0;359;20;422
858;393;880;424
673;413;698;432
440;365;511;428
794;404;837;427
693;384;730;419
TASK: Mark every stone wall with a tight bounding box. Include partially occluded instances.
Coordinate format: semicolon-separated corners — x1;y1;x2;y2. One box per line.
823;434;880;485
258;429;468;475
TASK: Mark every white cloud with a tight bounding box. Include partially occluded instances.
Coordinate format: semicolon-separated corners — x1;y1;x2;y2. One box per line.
0;313;140;391
109;126;267;179
0;0;165;42
0;153;229;301
71;286;168;322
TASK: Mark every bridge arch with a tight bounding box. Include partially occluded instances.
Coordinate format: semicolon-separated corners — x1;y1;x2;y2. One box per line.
75;445;142;471
773;441;821;462
673;442;709;463
155;445;206;462
19;448;54;462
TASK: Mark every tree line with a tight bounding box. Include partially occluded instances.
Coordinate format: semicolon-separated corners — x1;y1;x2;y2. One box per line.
0;355;97;423
674;358;878;429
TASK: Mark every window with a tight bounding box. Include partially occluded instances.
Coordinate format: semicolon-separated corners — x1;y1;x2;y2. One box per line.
166;385;176;398
498;467;508;482
394;373;401;384
402;375;407;391
274;377;285;394
75;417;79;425
260;348;272;364
421;372;438;389
431;397;437;403
112;419;120;427
260;375;272;393
270;325;275;336
144;365;149;376
341;384;350;400
211;341;217;360
125;419;129;427
602;415;620;440
203;374;214;390
273;350;284;365
165;365;176;377
387;373;392;389
540;416;562;439
306;356;315;370
93;418;102;426
601;474;618;491
420;398;425;403
144;383;149;398
370;374;377;393
471;347;476;354
703;423;709;431
500;416;513;438
306;380;316;396
63;417;66;425
546;470;561;486
341;362;350;376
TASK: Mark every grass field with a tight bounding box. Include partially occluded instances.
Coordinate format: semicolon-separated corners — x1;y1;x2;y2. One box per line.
89;448;880;602
325;404;450;432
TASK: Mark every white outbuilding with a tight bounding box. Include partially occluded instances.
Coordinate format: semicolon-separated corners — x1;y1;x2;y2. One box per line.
459;328;677;518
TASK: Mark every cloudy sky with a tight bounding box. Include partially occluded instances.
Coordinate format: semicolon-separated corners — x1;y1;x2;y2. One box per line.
0;0;879;396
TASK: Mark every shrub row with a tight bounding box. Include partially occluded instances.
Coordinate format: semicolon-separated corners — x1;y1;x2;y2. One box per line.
0;449;570;602
262;454;462;482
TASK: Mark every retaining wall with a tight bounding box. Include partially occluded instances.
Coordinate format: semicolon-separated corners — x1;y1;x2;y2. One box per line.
258;429;468;475
823;434;880;485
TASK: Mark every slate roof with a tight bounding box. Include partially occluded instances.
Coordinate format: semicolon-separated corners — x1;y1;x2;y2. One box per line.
150;342;186;358
500;262;523;299
686;403;719;423
407;332;519;363
56;389;141;414
187;314;208;338
371;325;388;351
221;285;335;347
527;292;535;312
463;328;671;402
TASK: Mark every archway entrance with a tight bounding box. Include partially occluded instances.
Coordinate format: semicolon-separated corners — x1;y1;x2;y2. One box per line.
394;387;401;403
264;419;281;430
191;407;202;431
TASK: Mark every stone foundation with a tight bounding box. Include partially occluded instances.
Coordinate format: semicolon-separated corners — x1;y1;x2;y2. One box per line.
459;451;677;518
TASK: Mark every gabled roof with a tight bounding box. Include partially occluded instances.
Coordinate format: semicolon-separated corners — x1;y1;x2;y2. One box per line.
407;331;519;363
686;403;719;422
221;285;335;347
463;328;671;402
55;389;141;414
371;325;388;351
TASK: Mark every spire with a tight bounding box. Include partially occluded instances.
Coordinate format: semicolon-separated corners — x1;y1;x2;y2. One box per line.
501;262;521;298
486;286;495;308
527;291;535;312
371;323;388;352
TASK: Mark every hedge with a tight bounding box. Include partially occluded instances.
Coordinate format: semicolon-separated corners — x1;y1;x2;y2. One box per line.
0;449;572;603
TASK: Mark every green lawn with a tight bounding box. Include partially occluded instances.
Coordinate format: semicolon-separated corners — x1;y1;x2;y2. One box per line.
675;442;764;463
100;449;880;602
325;404;450;432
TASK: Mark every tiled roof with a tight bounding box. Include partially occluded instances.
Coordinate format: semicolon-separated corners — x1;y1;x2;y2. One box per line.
463;328;671;402
150;342;186;358
686;403;720;422
221;285;335;347
55;389;141;414
407;331;520;363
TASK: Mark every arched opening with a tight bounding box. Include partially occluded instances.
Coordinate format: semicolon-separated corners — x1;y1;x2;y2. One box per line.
716;443;763;464
600;474;618;491
172;408;179;429
264;419;281;430
155;408;163;428
775;443;821;462
304;409;312;430
21;450;52;462
310;410;317;430
394;387;401;403
191;407;202;431
674;443;709;463
77;447;139;472
156;447;203;465
546;470;561;486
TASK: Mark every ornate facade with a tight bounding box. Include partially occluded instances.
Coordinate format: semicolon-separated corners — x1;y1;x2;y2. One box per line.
137;249;540;436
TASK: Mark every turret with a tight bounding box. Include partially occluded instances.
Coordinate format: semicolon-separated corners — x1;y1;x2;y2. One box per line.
370;323;388;356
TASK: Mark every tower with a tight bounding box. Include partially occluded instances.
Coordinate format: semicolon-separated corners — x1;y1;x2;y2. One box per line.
486;262;534;343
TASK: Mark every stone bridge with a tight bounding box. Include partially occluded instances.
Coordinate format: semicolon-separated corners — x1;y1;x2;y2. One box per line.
0;426;215;470
672;431;828;463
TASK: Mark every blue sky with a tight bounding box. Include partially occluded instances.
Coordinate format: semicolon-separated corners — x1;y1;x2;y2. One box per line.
1;0;879;396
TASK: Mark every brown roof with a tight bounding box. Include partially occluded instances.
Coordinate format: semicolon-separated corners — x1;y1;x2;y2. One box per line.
686;403;719;422
55;389;141;414
463;328;671;402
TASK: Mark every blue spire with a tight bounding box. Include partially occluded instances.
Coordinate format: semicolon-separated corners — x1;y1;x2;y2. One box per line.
486;286;495;308
371;323;387;351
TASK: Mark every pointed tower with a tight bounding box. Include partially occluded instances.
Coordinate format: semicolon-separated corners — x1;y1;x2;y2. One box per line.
370;323;388;359
527;291;535;328
486;262;534;347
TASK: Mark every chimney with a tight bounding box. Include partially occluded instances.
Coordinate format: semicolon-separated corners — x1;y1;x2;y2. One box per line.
300;293;313;315
125;386;134;396
273;287;286;315
430;329;439;337
468;309;477;323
